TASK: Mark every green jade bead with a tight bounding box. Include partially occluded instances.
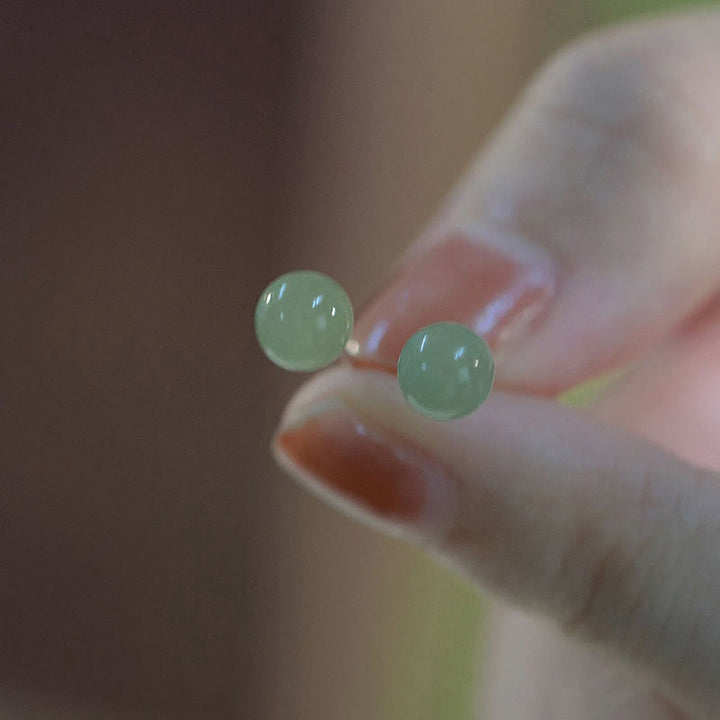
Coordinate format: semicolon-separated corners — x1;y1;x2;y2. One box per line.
398;322;494;420
255;271;354;372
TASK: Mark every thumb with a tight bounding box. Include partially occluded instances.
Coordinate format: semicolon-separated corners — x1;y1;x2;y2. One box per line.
273;367;720;714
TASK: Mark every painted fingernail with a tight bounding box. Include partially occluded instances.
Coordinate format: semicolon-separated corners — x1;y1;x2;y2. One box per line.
272;400;456;532
346;225;559;373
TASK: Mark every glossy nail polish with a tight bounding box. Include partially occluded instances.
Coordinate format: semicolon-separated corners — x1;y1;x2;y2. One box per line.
347;228;558;373
273;403;457;532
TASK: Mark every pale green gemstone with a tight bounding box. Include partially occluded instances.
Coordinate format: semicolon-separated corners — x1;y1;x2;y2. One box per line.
397;323;494;420
255;271;354;372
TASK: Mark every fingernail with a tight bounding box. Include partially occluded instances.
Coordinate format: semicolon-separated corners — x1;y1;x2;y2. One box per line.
272;400;457;533
346;225;559;373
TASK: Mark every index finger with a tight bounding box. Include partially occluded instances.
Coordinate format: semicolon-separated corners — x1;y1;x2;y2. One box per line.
348;10;720;395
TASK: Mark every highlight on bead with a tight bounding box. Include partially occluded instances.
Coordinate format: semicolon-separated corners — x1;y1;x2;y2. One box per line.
254;270;354;372
397;322;494;420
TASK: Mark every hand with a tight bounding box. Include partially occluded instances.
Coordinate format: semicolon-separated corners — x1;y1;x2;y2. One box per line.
273;10;720;719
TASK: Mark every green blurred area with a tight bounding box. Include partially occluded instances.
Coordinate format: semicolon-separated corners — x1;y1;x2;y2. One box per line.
391;1;715;716
593;0;717;23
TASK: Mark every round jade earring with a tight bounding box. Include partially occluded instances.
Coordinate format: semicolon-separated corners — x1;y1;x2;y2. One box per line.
255;273;493;420
397;322;494;420
255;271;354;372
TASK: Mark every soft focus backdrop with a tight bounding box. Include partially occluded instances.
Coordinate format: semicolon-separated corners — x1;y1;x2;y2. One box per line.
0;1;712;718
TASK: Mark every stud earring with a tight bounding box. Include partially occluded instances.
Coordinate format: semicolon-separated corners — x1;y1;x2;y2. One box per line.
254;271;354;372
255;273;494;420
397;322;494;420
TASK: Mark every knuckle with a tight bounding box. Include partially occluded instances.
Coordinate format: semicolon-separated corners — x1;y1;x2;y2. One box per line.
558;458;695;644
530;18;720;184
560;530;647;642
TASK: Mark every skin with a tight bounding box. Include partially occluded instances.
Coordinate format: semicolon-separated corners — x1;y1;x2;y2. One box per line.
277;10;720;719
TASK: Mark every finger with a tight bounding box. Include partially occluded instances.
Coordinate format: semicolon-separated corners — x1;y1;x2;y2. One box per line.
483;606;686;720
592;295;720;471
347;10;720;395
478;296;720;720
273;369;720;715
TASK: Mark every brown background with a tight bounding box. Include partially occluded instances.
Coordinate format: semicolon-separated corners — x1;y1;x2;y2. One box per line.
0;2;626;717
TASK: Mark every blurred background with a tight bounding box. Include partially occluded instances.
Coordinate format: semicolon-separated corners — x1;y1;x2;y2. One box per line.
0;1;713;718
